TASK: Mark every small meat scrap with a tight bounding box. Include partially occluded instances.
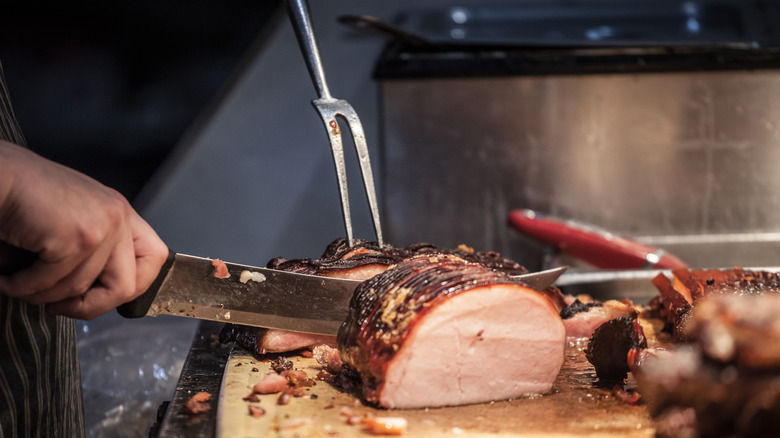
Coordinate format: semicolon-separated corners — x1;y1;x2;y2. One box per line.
340;407;367;426
271;356;294;373
239;270;266;284
277;391;292;405
340;407;407;435
253;373;289;394
242;394;260;403
212;259;230;279
313;344;343;373
362;416;408;436
287;386;307;397
281;369;313;387
248;405;266;417
185;391;211;414
612;385;641;405
274;416;316;430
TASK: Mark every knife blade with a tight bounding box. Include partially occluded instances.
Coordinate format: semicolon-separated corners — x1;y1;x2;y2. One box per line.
117;249;567;335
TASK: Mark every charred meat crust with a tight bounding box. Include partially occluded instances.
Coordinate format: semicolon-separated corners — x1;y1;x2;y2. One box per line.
637;293;780;438
671;268;780;299
337;254;524;404
219;325;269;356
652;267;780;340
559;299;602;319
267;238;530;276
585;316;647;384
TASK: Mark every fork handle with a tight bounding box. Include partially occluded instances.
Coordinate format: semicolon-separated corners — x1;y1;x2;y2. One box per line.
285;0;332;100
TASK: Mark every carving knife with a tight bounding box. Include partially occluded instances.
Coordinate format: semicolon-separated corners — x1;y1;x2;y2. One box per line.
0;244;565;334
114;250;567;335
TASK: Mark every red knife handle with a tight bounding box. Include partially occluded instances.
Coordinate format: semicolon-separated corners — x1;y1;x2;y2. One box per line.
508;209;688;270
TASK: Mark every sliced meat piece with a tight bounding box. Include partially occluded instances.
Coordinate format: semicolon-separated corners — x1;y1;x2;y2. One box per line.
652;267;780;340
584;316;648;384
260;330;336;353
560;299;636;340
253;373;290;394
683;293;780;370
338;254;566;409
637;291;780;437
219;325;335;355
636;294;780;438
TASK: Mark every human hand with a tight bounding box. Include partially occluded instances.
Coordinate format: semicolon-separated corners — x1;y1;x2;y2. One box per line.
0;140;168;319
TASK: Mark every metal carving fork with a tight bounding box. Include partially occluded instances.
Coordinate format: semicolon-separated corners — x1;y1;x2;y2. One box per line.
285;0;384;247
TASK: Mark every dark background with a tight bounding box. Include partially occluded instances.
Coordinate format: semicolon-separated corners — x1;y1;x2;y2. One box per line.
0;0;281;201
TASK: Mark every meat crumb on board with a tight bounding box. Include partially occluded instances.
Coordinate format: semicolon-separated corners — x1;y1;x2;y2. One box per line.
341;406;407;435
252;373;289;394
235;355;411;435
185;391;211;414
273;416;317;431
248;405;266;417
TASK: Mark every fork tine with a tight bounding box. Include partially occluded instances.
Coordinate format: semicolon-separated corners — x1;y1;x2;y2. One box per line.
340;104;384;247
313;99;384;247
313;101;354;246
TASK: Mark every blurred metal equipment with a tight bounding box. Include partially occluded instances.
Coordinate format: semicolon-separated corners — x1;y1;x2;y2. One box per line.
375;0;780;270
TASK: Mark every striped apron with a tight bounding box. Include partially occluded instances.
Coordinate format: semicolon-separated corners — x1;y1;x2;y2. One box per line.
0;62;86;438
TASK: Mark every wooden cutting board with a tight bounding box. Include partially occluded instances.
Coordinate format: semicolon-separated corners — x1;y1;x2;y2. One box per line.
216;343;654;437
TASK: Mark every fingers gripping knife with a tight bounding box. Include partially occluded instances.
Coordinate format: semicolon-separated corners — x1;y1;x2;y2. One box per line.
285;0;383;247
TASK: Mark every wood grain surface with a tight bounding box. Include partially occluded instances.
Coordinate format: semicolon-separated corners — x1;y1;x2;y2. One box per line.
216;343;654;437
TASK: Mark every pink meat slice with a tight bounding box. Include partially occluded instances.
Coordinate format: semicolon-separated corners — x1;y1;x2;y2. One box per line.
253;373;290;394
379;284;565;408
254;267;382;353
259;330;337;353
562;300;635;340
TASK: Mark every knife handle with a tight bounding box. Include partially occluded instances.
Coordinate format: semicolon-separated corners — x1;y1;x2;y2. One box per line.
0;240;37;276
117;248;176;318
508;209;689;270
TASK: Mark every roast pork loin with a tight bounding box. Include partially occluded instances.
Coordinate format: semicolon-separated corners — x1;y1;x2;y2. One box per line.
221;238;566;354
337;254;566;409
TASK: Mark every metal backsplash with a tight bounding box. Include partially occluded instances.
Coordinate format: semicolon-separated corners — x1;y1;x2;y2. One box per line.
379;70;780;269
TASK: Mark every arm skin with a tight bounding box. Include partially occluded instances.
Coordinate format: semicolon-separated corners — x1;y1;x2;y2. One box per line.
0;140;168;319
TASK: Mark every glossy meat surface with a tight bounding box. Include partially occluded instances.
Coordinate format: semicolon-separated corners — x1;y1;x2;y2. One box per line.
338;254;566;409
